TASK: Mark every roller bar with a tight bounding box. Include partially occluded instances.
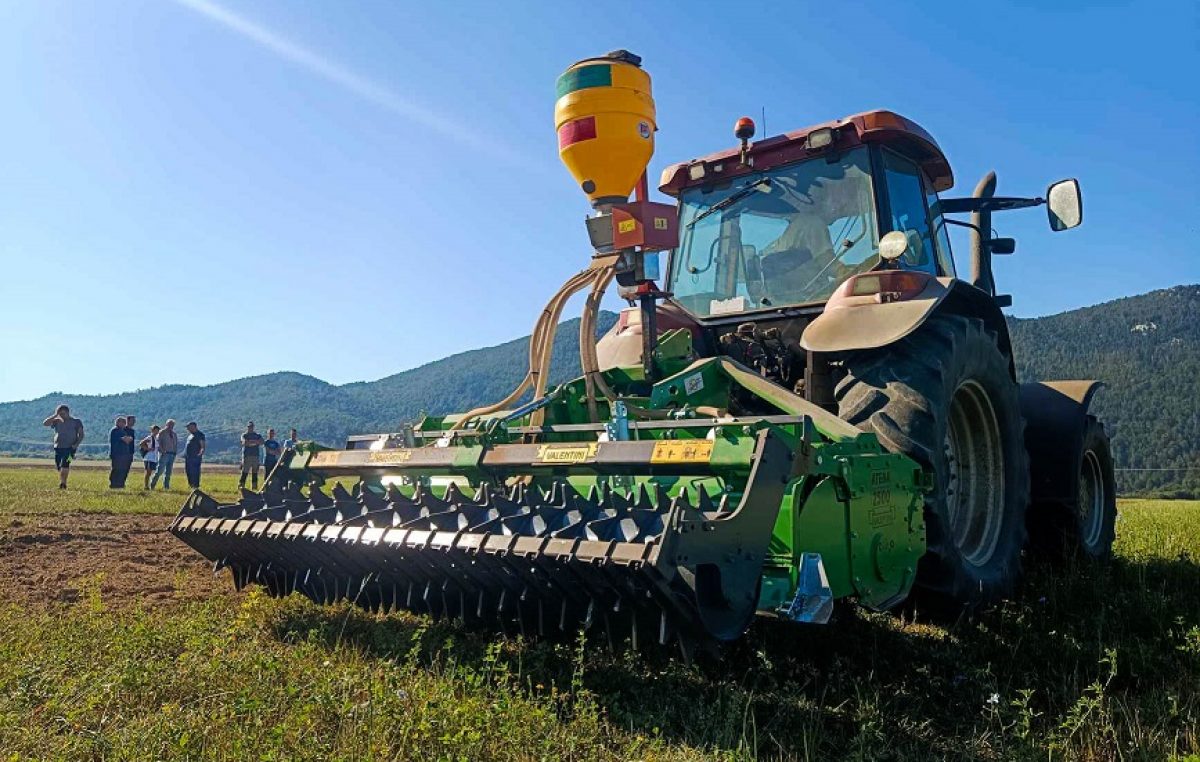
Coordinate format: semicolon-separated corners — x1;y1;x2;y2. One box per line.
170;430;794;650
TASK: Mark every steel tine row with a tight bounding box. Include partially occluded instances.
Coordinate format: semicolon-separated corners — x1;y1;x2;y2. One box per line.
171;478;721;655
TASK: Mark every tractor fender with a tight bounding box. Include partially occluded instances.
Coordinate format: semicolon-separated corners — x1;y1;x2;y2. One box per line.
801;278;1014;374
1019;380;1105;506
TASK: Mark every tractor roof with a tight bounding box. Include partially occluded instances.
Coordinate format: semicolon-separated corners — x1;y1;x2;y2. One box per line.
659;109;954;195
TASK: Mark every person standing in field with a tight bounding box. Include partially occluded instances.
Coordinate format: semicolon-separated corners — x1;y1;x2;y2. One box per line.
184;421;206;489
150;419;179;490
108;416;134;488
239;421;265;490
123;415;136;448
139;424;160;490
123;417;137;465
42;404;84;490
282;428;300;467
263;428;281;481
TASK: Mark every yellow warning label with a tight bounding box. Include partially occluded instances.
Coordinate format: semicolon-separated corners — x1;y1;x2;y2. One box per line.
650;440;714;464
535;443;598;464
653;217;668;230
369;449;413;464
617;219;637;234
309;451;342;467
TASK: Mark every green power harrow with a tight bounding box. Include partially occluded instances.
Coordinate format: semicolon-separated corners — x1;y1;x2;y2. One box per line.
170;342;927;651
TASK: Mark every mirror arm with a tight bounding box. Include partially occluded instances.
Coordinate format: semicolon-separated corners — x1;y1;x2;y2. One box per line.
943;217;984;235
938;196;1045;214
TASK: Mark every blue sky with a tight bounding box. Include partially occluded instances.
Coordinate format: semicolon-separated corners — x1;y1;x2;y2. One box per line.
1;0;1196;402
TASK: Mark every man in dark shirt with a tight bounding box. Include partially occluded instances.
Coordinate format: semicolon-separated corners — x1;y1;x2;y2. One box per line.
108;416;134;488
239;421;265;490
263;428;281;482
184;421;206;489
123;415;137;459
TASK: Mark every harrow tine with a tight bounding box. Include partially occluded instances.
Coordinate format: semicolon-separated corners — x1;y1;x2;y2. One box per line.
360;486;388;512
677;633;694;664
309;485;333;509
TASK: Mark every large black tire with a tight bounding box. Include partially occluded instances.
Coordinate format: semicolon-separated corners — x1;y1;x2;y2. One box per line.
1027;415;1117;561
835;314;1030;608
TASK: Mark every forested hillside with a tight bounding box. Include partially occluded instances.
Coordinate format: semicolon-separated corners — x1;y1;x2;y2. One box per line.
1009;284;1200;496
2;286;1197;495
0;313;618;463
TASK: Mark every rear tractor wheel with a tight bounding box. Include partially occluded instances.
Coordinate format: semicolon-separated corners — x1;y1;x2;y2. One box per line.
1028;415;1117;561
835;314;1030;609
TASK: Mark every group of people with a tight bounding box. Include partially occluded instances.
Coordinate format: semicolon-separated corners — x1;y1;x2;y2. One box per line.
42;404;299;492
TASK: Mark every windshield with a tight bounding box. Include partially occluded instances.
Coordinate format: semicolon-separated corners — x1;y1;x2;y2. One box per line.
668;146;879;317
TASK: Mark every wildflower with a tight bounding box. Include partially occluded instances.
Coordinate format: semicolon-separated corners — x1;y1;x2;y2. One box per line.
987;693;1000;705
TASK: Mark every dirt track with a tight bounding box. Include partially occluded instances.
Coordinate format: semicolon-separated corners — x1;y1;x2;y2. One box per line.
0;512;231;608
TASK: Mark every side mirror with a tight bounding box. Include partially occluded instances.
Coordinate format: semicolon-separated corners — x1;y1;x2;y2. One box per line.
1047;178;1082;231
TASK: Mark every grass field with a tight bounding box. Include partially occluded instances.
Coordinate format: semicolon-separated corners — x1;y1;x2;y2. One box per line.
0;468;1197;760
0;464;249;516
0;455;242;471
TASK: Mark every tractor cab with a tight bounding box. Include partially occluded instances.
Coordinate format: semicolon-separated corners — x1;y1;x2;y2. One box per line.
661;111;957;320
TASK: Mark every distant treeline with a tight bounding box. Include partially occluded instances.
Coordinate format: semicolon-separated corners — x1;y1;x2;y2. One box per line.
0;314;619;466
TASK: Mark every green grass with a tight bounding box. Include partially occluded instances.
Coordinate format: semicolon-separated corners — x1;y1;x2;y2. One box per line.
0;465;248;516
0;477;1197;759
0;466;354;517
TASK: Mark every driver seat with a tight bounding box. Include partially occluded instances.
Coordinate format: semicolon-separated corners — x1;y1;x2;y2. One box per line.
759;213;843;300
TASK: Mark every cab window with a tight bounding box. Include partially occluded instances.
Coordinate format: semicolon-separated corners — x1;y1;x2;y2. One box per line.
880;149;938;275
926;187;956;276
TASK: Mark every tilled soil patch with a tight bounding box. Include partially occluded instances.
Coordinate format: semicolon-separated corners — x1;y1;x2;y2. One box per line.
0;512;232;608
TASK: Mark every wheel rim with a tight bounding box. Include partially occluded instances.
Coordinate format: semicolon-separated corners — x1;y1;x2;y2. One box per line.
1078;449;1105;548
943;380;1006;566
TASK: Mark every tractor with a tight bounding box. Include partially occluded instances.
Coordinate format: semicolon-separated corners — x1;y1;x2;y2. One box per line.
171;50;1116;654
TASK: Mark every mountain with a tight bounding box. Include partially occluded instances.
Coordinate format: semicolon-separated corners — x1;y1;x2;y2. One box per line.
0;313;619;463
2;287;1197;496
1009;284;1200;497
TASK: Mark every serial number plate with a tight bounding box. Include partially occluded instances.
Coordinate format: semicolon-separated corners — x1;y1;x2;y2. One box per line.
650;440;714;464
534;443;599;464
